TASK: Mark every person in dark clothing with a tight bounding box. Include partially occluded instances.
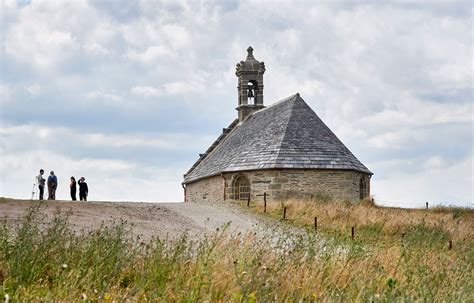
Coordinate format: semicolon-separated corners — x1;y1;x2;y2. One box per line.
47;171;58;200
70;177;77;201
78;177;88;201
37;169;46;200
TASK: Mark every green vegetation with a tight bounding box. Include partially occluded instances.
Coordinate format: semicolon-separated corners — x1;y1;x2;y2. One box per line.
1;201;473;302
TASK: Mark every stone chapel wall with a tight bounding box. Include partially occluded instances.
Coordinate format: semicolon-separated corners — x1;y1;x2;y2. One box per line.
186;169;370;203
185;175;224;203
225;169;369;202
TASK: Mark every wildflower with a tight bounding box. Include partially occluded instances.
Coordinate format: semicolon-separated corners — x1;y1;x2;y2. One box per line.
4;294;9;303
61;263;68;269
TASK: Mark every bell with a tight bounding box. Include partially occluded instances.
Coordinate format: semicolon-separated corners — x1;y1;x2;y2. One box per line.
247;88;254;98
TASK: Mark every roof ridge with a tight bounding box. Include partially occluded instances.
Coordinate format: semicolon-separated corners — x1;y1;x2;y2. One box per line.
249;93;299;116
274;94;300;162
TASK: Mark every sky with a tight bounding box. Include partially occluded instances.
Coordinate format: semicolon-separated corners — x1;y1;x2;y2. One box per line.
0;0;472;208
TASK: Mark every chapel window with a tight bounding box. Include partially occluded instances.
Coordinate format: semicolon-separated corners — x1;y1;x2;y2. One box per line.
233;175;250;200
359;177;368;200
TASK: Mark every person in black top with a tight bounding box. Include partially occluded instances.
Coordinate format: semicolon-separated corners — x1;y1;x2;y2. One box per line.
78;177;88;201
70;177;77;201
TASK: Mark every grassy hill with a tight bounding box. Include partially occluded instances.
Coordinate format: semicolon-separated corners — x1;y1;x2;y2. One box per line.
0;198;472;301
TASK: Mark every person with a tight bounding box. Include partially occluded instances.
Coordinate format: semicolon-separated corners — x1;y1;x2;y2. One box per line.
36;169;46;200
47;171;58;200
70;177;77;201
78;177;88;201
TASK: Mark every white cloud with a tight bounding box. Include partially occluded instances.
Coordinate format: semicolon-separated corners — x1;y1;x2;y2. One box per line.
131;85;162;97
126;46;173;63
25;84;41;96
131;78;207;97
83;43;110;56
85;90;122;103
163;80;205;95
0;84;12;104
161;24;192;49
6;24;79;69
0;124;212;152
423;156;445;170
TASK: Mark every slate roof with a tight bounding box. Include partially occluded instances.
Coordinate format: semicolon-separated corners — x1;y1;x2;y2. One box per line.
183;93;372;184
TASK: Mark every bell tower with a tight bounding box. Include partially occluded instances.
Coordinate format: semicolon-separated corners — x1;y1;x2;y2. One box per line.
235;46;265;122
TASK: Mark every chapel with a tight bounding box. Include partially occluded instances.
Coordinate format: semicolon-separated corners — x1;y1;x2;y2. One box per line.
183;47;372;202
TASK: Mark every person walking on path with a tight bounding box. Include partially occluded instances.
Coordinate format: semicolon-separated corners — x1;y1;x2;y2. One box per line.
36;169;46;200
47;171;58;200
70;177;77;201
78;177;88;201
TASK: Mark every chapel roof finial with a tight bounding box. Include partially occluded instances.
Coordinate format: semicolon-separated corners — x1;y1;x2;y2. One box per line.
247;46;254;58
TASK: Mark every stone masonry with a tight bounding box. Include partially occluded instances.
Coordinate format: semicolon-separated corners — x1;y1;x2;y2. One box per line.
185;169;370;203
186;175;224;203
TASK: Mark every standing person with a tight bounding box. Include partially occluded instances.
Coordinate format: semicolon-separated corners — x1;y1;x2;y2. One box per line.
47;171;58;200
70;177;77;201
36;169;46;200
78;177;88;201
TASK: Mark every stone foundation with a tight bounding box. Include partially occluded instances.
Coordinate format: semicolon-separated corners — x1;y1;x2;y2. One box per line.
185;169;371;203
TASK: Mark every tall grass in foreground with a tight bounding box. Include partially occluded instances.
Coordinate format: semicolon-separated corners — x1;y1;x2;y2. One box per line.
1;203;473;302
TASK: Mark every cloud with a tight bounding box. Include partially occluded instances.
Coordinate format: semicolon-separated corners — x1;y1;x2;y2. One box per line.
130;86;162;97
0;124;213;154
83;43;110;56
131;77;207;98
126;46;173;63
5;21;80;70
25;84;41;96
163;79;206;95
85;90;122;103
0;84;12;104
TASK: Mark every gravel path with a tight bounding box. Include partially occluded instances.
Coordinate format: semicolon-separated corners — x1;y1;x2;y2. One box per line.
0;199;278;241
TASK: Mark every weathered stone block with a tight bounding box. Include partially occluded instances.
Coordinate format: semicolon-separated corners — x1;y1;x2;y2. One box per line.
273;178;289;183
268;183;282;190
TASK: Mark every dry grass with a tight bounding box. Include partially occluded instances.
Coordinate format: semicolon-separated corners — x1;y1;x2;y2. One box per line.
236;197;473;301
0;200;473;301
246;198;473;242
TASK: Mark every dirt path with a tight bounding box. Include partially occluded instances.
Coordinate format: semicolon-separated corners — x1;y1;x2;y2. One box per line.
0;199;273;241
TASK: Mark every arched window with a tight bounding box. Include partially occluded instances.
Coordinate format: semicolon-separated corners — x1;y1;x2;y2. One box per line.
232;175;251;200
359;177;368;200
247;80;258;105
